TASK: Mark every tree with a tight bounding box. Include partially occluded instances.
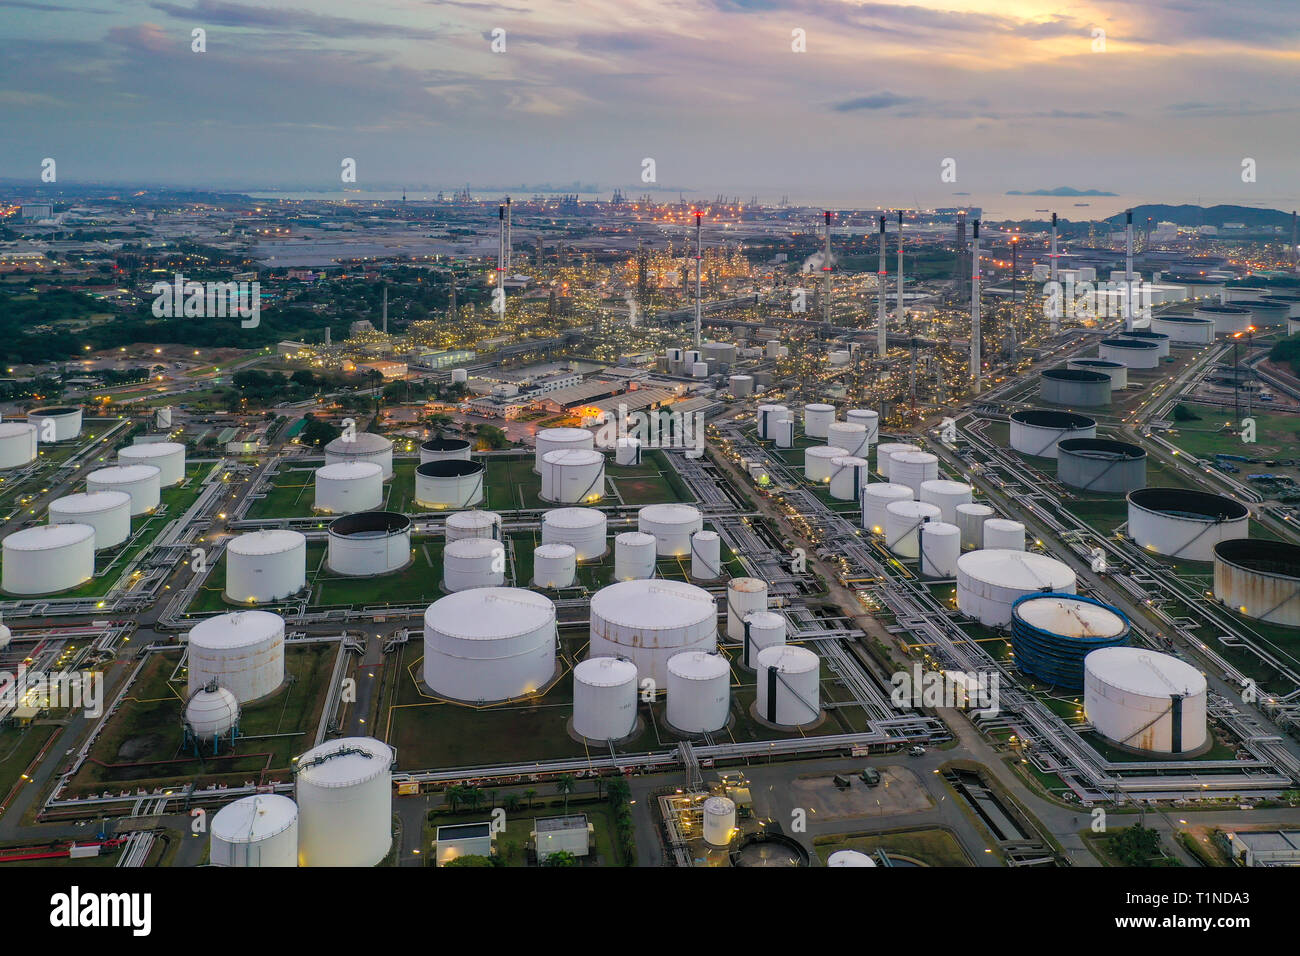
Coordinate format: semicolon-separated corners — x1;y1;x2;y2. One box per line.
444;854;495;867
542;850;579;867
445;785;465;813
464;787;483;812
476;424;510;450
299;415;341;448
524;788;537;810
556;775;576;813
504;794;523;813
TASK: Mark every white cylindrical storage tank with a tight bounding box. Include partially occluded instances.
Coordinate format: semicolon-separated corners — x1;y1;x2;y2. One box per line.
828;349;851;366
726;577;768;642
589;579;718;684
1213;539;1300;628
86;464;160;515
187;610;285;703
614;437;642;466
532;543;576;588
890;451;939;495
186;685;241;743
1097;339;1159;370
1193;304;1251;335
1119;330;1171;358
573;657;638;741
451;368;468;384
1084;648;1208;755
542;507;607;560
862;482;914;534
955;503;995;550
684;348;701;366
755;645;820;727
956;550;1077;627
155;406;173;431
314;461;384;513
756;404;790;440
845;409;879;444
773;418;795;448
741;610;786;668
920;521;961;578
1234;299;1290;329
884;499;941;559
1067;358;1128;390
534;427;594;473
803;403;835;438
828;456;869;501
210;794;298;868
225;530;307;603
540;448;605;504
876;442;920;478
443;537;506;592
690;530;722;580
729;374;754;397
983;518;1026;551
1261;294;1300;319
324;432;393;480
423;587;556;701
327;511;412;576
119;441;186;487
828;849;877;867
1009;410;1097;458
48;491;131;550
827;422;869;459
614;531;657;580
691;361;709;377
419;437;472;464
638;503;703;556
805;445;849;483
445;509;501;542
295;737;393;867
702;795;737;847
416;459;485;510
28;406;82;443
1041;367;1113;404
1152;314;1215;345
919;479;973;524
666;651;730;733
0;422;37;469
1;524;94;595
1127;488;1249;562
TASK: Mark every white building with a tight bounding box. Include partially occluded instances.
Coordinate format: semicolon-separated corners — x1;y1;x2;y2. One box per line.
531;814;593;862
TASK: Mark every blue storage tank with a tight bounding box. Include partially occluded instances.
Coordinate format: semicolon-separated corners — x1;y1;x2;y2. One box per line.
1011;592;1129;690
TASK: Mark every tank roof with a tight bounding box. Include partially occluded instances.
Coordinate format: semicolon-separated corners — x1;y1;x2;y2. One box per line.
425;587;555;640
1085;647;1205;697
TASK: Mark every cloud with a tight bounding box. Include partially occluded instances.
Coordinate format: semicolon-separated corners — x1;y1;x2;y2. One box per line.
147;1;443;40
832;91;918;111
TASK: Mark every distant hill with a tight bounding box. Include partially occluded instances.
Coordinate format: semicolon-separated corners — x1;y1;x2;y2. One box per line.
1102;204;1296;228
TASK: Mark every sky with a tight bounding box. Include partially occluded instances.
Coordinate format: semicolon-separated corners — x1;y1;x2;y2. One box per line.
2;0;1299;209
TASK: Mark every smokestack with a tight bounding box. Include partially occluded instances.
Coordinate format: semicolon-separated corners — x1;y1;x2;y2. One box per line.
381;283;388;335
1292;211;1298;271
971;219;981;385
823;210;832;325
325;326;330;347
694;209;703;350
1049;212;1059;335
497;204;506;313
505;196;512;274
877;215;887;357
896;210;904;329
1125;208;1134;331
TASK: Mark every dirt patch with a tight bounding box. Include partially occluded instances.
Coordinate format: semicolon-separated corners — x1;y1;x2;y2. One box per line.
788;766;933;821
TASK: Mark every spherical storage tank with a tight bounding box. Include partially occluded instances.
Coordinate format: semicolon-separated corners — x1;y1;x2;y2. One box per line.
542;507;607;560
1009;409;1096;458
919;480;973;523
1011;593;1129;689
741;610;786;667
890;452;939;495
86;464;160;516
443;537;506;591
955;503;995;549
419;436;472;464
1;524;94;595
415;459;485;509
423;587;557;701
327;511;411;575
534;427;593;473
314;461;384;513
1084;648;1207;755
589;580;717;685
445;509;501;542
210;794;299;868
803;403;836;438
638;503;703;556
540;449;605;504
1117;329;1170;359
0;422;37;469
828;456;870;501
827;422;869;458
1152;314;1215;345
573;657;638;742
185;683;240;741
187;610;285;703
845;409;879;444
920;521;961;578
614;531;657;580
295;737;393;867
805;445;849;483
1040;367;1112;406
726;577;768;642
876;442;920;478
118;441;186;487
532;543;576;588
885;499;941;559
1127;488;1248;562
690;530;722;580
1067;358;1127;390
862;482;914;534
703;796;737;847
982;518;1025;551
1213;539;1300;628
756;404;789;440
49;491;131;550
956;549;1077;627
28;405;82;443
1057;439;1146;494
1193;304;1251;335
667;651;730;733
324;432;393;480
755;645;820;727
225;530;307;603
